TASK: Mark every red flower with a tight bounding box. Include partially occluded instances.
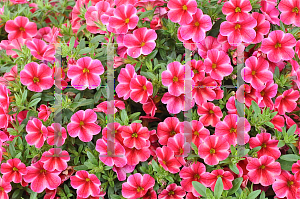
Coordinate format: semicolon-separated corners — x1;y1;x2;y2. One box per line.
47;123;67;147
40;148;70;172
257;80;278;109
249;132;281;160
167;0;197;25
278;0;300;27
67;109;101;142
112;164;135;181
1;158;27;183
23;161;61;193
236;84;259;107
101;122;124;144
122;123;150;149
38;104;51;122
70;170;101;198
261;30;296;63
156;146;182;173
5;16;37;40
0;177;11;199
125;145;151;165
196;36;221;59
198;135;230;165
292;160;300;180
157;117;182;145
273;170;300;199
25;118;48;148
251;12;270;44
93;100;125;114
130;75;153;104
247;155;281;186
275;89;300;115
206;169;234;191
180;120;209;148
116;64;137;100
197;102;222;127
167;133;191;165
158;183;186;199
26;39;55;61
222;0;252;22
122;173;155;198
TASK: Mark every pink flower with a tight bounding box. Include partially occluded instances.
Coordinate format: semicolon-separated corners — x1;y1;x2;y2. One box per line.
261;4;280;25
67;57;104;90
278;0;300;27
206;169;234;191
108;4;139;34
261;30;296;63
5;16;37;40
70;170;101;198
251;12;270;44
249;132;281;160
121;123;150;149
167;133;190;165
246;155;281;186
47;123;67;147
196;36;222;59
158;183;186;199
125;145;151;165
156;146;182;173
116;64;137;100
20;62;53;92
198;135;230;165
292;160;300;180
5;38;26;58
96;138;127;167
180;120;209;148
275;89;300;115
40;148;70;172
222;0;252;22
122;173;155;198
101;122;124;144
93;100;125;114
236;84;259;107
112;164;135;181
197;102;223;127
1;158;27;183
257;80;278;108
130;75;153;103
204;49;233;80
242;56;273;90
187;60;205;82
23;161;61;193
220;16;257;46
273;170;300;199
179;8;212;43
0;177;11;199
0;85;10;111
25;118;48;148
167;0;197;25
26;39;55;61
192;77;218;105
157;117;181;145
67;109;101;142
123;27;157;58
161;92;194;114
38;104;51;122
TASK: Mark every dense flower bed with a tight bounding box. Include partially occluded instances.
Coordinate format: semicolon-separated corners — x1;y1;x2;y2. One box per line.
0;0;300;198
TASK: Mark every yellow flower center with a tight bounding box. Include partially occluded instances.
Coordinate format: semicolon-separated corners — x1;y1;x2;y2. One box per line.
261;143;267;148
57;132;62;136
107;150;112;156
168;191;175;195
210;148;215;154
13;167;18;171
53;154;59;157
217;175;223;178
194;131;199;136
33;77;39;83
170;131;176;136
209;110;214;114
173;76;179;82
86;178;90;182
288;181;294;187
275;43;281;48
182;5;188;11
194;21;200;27
260;91;265;96
260;165;265;169
140;41;146;47
293;7;299;13
162;160;166;165
79;121;84;126
235;24;241;30
0;187;3;191
83;68;89;73
137;186;144;192
132;133;138;138
193;69;198;74
230;128;236;133
19;27;25;31
235;7;241;12
252;71;256;75
143;85;147;90
212;63;217;69
179;148;183;154
194;174;200;179
125;18;130;23
40;169;46;173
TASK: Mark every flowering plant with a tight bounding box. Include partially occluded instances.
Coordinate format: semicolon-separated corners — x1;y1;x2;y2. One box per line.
0;0;300;198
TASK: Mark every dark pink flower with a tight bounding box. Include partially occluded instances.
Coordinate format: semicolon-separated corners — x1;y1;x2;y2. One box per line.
5;16;37;40
167;133;191;165
156;146;182;173
5;38;26;58
161;92;195;114
116;64;137;100
26;39;55;61
196;36;222;59
47;123;67;147
121;123;150;149
157;117;181;145
257;80;278;108
38;104;51;122
112;164;135;181
70;170;101;198
180;120;209;148
236;84;259;107
20;62;53;92
0;177;11;199
167;0;197;25
278;0;300;27
222;0;252;22
0;85;10;111
187;60;205;82
101;122;124;144
197;102;223;127
1;158;27;183
122;173;155;198
292;160;300;180
125;145;151;165
25;118;48;148
275;89;300;115
158;183;186;199
206;169;234;191
273;170;300;199
67;109;101;142
251;12;270;44
192;77;218;105
93;100;125;114
40;148;70;172
261;4;280;25
130;75;153;104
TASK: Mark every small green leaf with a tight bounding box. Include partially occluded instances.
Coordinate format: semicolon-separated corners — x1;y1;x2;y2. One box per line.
274;67;280;78
87;151;98;165
277;140;285;148
74;165;88;171
77;24;87;35
91;35;103;44
280;21;286;32
260;191;266;199
228;177;243;195
192;181;207;197
190;142;198;155
265;122;274;128
280;154;300;161
79;47;91;55
251;101;260;115
29;192;37;199
214;177;223;199
229;163;239;175
287;124;297;136
28;98;41;107
247;190;261;199
151;159;160;172
69;36;75;50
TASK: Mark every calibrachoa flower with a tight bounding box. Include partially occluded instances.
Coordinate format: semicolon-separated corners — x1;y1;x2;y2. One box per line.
40;148;70;172
251;12;270;44
158;183;186;199
116;64;137;100
0;158;27;183
261;30;297;63
101;122;124;144
196;36;222;59
122;122;150;149
197;102;223;127
275;88;300;115
292;160;300;180
25;118;48;148
198;135;230;165
123;27;157;58
161;92;194;114
222;0;252;22
38;104;51;122
20;62;54;92
130;75;153;104
67;109;101;142
206;169;234;191
257;80;278;108
0;85;10;111
246;155;281;186
23;161;61;193
67;57;104;90
26;39;55;61
122;173;155;199
70;170;101;198
0;107;9;129
272;170;300;199
112;164;135;181
167;132;191;165
93;100;125;114
192;77;218;105
156;146;182;173
187;59;205;82
47;123;67;147
278;0;300;27
167;0;197;25
0;177;11;199
125;145;151;165
5;16;37;40
108;4;139;34
157;117;182;145
179;8;212;43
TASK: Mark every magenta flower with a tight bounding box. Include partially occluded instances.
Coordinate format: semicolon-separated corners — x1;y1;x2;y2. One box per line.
161;93;191;114
101;122;124;144
206;169;234;191
222;0;252;22
220;16;257;46
108;4;139;34
179;8;212;43
125;145;151;165
273;170;300;199
122;173;155;198
5;16;37;40
47;123;67;147
198;135;230;165
197;102;223;127
112;164;135;181
247;155;281;186
130;75;153;104
196;36;222;59
0;177;11;199
187;59;205;82
278;0;300;27
292;160;300;180
93;100;125;114
258;80;278;108
38;104;51;122
23;161;61;193
25;118;48;148
40;148;70;172
158;183;186;199
67;109;101;142
116;64;137;100
251;12;270;44
275;88;300;115
26;39;55;61
261;30;296;63
156;146;182;173
70;170;101;198
167;0;197;25
167;133;191;165
20;62;53;92
123;27;157;58
67;57;104;90
0;85;10;111
96;138;127;167
157;117;182;145
1;158;27;183
121;123;150;149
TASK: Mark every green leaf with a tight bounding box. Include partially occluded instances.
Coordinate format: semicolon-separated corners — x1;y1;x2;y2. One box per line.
91;35;103;44
228;177;243;195
277;140;285;148
274;67;280;78
87;151;98;165
129;112;141;120
229;163;239;175
48;15;58;26
260;191;266;199
277;159;293;171
265;122;274;128
84;161;96;169
138;9;154;20
120;109;128;123
29;192;37;199
192;181;207;197
146;49;158;60
69;36;75;51
280;21;286;32
251;101;260;115
74;165;88;171
28;98;41;107
151;159;160;172
247;190;261;199
287;124;297;136
190;142;198;155
280;154;300;161
77;24;87;34
30;92;42;101
79;47;91;55
214;177;223;199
